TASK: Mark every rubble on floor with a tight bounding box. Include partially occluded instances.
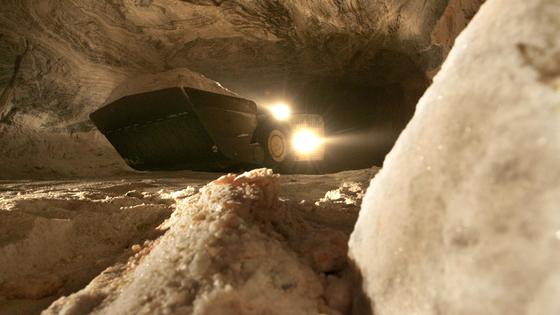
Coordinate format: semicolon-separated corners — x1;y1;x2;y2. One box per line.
1;168;376;314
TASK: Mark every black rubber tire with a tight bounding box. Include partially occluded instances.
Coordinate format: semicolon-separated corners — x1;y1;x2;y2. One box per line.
254;120;291;171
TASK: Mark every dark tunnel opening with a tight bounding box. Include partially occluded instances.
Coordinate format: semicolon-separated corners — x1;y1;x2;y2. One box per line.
208;50;430;173
289;77;425;172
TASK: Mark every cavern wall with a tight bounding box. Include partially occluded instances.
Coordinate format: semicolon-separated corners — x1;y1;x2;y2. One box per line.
0;0;483;178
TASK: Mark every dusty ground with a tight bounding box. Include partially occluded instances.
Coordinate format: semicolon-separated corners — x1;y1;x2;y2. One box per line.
0;168;376;314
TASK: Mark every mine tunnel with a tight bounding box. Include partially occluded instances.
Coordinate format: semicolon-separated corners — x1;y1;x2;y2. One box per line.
1;1;559;314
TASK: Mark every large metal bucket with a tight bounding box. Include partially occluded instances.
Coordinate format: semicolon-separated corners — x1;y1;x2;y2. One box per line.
90;87;259;171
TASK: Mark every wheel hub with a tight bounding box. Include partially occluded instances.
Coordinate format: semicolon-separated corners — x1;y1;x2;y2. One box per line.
267;130;287;162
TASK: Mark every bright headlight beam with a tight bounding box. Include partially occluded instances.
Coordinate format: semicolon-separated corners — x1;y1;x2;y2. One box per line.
269;103;291;121
292;128;322;154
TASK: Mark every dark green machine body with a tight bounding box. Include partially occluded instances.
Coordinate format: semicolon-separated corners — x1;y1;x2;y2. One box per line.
90;87;261;171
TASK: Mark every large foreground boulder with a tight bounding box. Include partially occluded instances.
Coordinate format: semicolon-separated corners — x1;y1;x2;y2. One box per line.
349;0;560;315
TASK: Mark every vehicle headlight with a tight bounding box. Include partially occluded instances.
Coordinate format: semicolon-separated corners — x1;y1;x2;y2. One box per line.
291;128;323;154
269;103;291;121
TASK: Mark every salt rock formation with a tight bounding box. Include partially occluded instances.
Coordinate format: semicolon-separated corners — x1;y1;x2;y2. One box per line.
43;169;360;314
0;0;483;178
0;176;206;314
104;68;238;106
349;0;560;314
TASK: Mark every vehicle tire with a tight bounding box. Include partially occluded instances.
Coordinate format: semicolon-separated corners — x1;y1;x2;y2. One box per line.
254;121;290;171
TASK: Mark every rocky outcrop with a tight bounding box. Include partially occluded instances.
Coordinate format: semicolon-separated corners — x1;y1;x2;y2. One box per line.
0;168;375;314
39;169;369;315
0;175;199;314
349;0;560;314
0;0;483;178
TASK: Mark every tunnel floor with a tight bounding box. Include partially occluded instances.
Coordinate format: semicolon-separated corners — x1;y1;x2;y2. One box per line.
0;168;376;314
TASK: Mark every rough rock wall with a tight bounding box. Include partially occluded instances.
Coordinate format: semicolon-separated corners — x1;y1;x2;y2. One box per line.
0;0;483;178
349;0;560;314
